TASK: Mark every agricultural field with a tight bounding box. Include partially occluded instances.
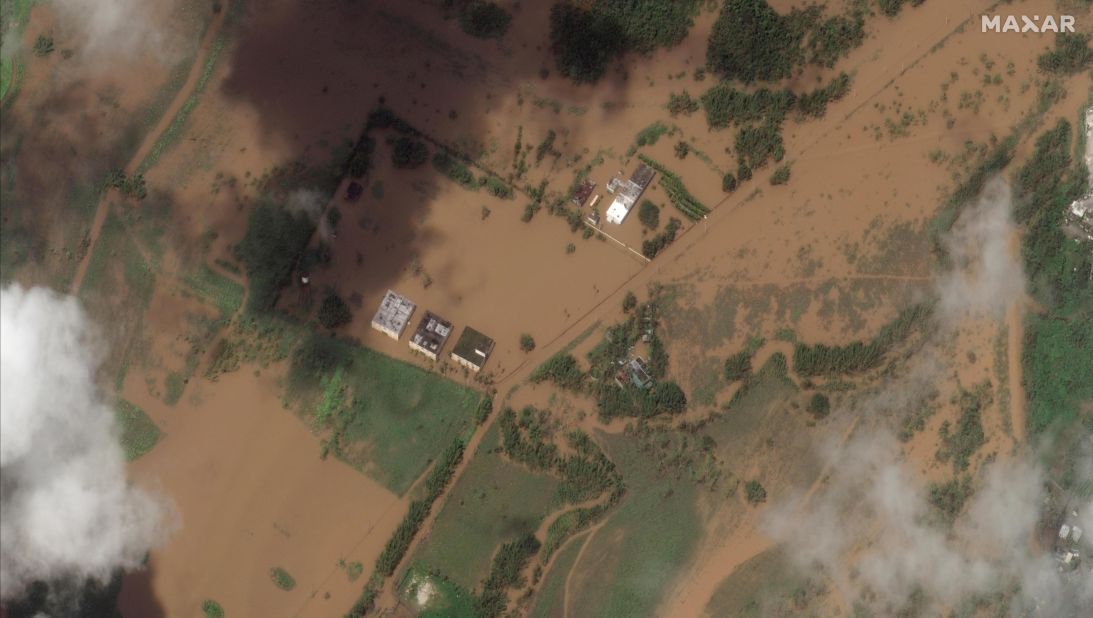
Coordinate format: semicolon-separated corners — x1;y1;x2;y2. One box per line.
2;0;1092;617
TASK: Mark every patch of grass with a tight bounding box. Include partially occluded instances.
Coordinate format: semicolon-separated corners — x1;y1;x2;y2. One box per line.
1037;33;1093;75
637;155;709;219
115;399;162;461
80;209;156;308
399;566;476;618
704;548;826;616
163;371;186;405
528;532;584;618
201;600;224;618
269;567;296;591
935;383;990;473
233;203;314;313
792;303;931;376
184;265;244;320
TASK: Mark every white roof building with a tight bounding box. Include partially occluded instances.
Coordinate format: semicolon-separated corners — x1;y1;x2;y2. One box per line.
370;289;416;340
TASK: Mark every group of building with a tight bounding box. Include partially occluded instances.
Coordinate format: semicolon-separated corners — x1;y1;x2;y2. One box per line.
370;289;495;372
572;162;656;226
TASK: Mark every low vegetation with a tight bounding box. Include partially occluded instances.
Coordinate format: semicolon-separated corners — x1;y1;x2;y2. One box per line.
115;399;162;461
519;333;535;352
201;600;224;618
637;155;709;220
641;218;681;259
269;567;296;591
455;0;512;39
391;136;429;169
936;384;989;473
745;480;767;505
807;392;830;419
234;204;314;313
1038;33;1093;74
475;533;541;617
667;90;699;117
317;290;352;329
792;304;931;376
432;150;478;190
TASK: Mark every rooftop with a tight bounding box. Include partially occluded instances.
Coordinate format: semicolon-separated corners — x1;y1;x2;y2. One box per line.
370;289;416;339
451;326;495;369
409;311;453;358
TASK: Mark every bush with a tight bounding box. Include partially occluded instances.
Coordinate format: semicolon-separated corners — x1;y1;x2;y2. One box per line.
706;0;804;83
638;200;660;229
724;350;752;381
1038;33;1093;74
520;334;536;352
641;217;681;258
269;567;296;591
637;155;709;220
391;136;428;168
484;176;514;199
432;150;478;189
700;84;795;129
202;600;224;618
722;173;738;193
734;122;784;170
475;533;542;618
318;291;352;329
459;1;512;39
530;353;586;390
674;141;690;159
769;164;791;185
745;480;767;505
807;12;865;67
795;72;851;118
928;475;973;523
33;35;54;56
667;90;699;116
807;393;830;419
622;291;638;312
288;334;352;392
234;205;315;313
347;137;375;178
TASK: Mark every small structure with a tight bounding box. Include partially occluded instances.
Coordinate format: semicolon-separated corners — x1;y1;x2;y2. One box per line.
605;163;655;225
571;179;596;207
614;357;652;389
450;326;495;372
1071;525;1083;542
1060;524;1072;540
586;209;600;226
589;194;602;208
408;311;453;361
370;289;416;340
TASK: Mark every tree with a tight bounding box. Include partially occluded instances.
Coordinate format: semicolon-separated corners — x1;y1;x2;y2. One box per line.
520;334;536;352
33;35;54;57
318;291;353;329
622;291;638;312
724;350;752;381
459;1;512;39
706;0;803;84
391;137;429;168
638;200;660;229
807;392;830;419
745;480;767;505
674;141;690;159
722;173;738;193
769;164;791;185
650;381;687;413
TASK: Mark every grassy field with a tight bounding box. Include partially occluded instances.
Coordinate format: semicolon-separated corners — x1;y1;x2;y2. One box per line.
183;264;244;320
528;529;585;618
332;343;480;495
115;399;162;460
703;548;827;617
399;565;476;618
562;430;702;617
408;423;561;590
80;207;156;306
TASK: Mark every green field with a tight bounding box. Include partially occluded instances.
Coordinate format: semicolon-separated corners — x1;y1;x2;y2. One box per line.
408;423;561;590
400;565;476;618
183;264;244;320
115;399;162;460
704;548;826;617
528;529;585;618
561;431;702;617
333;344;480;495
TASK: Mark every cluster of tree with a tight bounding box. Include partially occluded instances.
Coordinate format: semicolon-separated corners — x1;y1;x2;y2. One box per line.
734;122;784;171
744;480;767;505
637;154;709;220
483;175;514;199
1012;120;1093;436
638;200;660;229
641;217;681;259
722;172;738;192
519;333;536;351
234;204;315;312
877;0;926;18
500;407;559;471
935;386;988;472
374;439;465;576
474;533;541;618
795;72;851;119
432;150;478;190
792;304;930;376
548;0;700;83
769;164;791;186
391;136;429;169
596;380;687;419
288;334;352;393
806;10;865;68
474;394;494;424
106;169;148;200
927;474;973;523
724;349;753;381
318;290;353;329
535;130;558;163
807;392;830;419
700;85;795;129
33;34;54;56
667;90;700;117
1038;33;1093;74
454;0;512;39
529;352;586;390
346;136;376;178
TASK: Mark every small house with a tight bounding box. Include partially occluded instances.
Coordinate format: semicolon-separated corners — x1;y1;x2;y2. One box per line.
450;326;495;372
370;290;416;340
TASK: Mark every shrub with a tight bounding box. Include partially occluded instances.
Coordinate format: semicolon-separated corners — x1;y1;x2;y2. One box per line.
1038;33;1093;74
202;600;224;618
641;217;681;258
484;176;514;199
928;475;973;523
432;150;477;189
318;291;352;329
737;162;753;181
391;136;428;168
347;137;376;178
269;567;296;591
649;381;687;413
706;0;804;83
638;200;660;229
724;350;752;381
459;1;512;39
33;35;54;56
667;90;699;116
622;291;638;312
700;84;794;129
722;173;738;193
637;155;709;220
769;164;791;185
795;72;851;118
234;205;314;313
475;533;542;618
734;122;784;169
530;353;586;390
674;141;690;159
745;480;767;505
520;334;536;352
807;12;865;67
288;334;352;393
807;393;830;419
634;121;669;147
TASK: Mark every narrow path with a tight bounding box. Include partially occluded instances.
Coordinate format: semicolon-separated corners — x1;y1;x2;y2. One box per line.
69;9;228;296
561;521;605;618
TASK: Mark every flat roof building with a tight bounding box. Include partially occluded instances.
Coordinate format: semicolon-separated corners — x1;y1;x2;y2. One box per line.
605;163;655;225
370;289;416;340
450;326;495;372
408;311;453;361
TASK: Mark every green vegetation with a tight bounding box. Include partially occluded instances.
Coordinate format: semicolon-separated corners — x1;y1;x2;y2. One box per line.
667;90;699;117
183;266;244;320
318;290;352;329
457;1;512;39
722;173;737;192
483;175;514;199
1012;119;1093;435
637;155;709;220
548;1;701;83
807;392;830;419
105;169;148;200
795;72;851;119
201;600;224;618
432;150;478;190
391;136;429;169
769;164;791;185
641;218;681;259
534;130;557;164
638;200;660;230
928;475;973;523
234;204;314;313
706;0;808;83
792;304;931;376
634;121;670;148
936;384;989;472
704;548;828;616
474;533;541;618
622;291;638;312
33;35;53;57
700;85;795;129
269;567;296;591
877;0;925;17
734;122;784;170
724;349;753;382
1038;33;1093;75
115;399;162;461
807;10;865;68
519;333;536;352
745;480;767;505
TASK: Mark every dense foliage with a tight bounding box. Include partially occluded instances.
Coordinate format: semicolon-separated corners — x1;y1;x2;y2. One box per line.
724;350;753;381
769;164;791;185
807;392;830;419
793;304;930;376
935;386;988;472
638;200;660;229
234;204;314;312
641;217;681;259
318;290;353;329
519;333;536;352
432;150;478;189
667;90;700;117
745;480;767;504
457;0;512;39
1038;33;1093;74
637;155;709;219
391;136;429;169
475;533;541;617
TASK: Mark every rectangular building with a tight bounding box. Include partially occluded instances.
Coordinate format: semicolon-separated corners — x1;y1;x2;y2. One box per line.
450;326;495;372
370;289;416;340
605;163;655;225
408;311;453;361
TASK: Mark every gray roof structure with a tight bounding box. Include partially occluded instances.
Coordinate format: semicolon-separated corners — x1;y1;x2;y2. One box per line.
370;289;416;339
